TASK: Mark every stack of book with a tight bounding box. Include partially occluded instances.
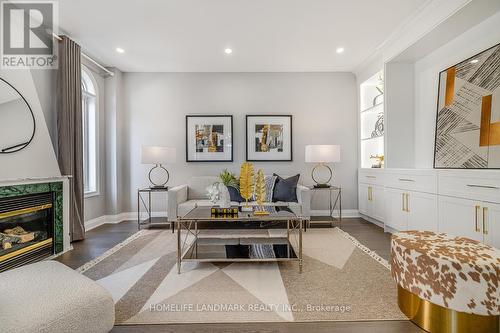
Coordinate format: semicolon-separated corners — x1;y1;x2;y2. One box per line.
211;207;239;218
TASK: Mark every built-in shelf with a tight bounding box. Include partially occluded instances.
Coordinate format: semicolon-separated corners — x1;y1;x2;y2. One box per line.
361;135;383;141
360;70;384;169
360;102;383;114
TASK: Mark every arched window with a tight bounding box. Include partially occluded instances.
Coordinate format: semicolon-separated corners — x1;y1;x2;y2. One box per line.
82;67;98;195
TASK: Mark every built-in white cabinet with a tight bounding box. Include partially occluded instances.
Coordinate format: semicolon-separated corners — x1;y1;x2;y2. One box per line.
484;202;500;249
384;187;408;231
407;191;438;232
358;168;500;249
384;187;438;232
358;183;384;221
438;196;483;242
439;197;500;248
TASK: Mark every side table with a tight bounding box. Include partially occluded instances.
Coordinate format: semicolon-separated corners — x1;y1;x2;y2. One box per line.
137;187;170;230
309;186;342;227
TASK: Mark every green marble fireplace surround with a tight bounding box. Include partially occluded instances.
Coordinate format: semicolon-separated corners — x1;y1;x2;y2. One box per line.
0;182;64;253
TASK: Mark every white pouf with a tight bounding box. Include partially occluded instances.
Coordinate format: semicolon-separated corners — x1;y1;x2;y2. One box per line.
0;260;115;333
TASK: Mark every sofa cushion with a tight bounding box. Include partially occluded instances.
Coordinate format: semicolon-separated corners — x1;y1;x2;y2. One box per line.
187;176;219;200
272;174;300;203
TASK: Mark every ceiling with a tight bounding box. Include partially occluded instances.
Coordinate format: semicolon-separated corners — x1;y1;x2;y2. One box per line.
59;0;426;72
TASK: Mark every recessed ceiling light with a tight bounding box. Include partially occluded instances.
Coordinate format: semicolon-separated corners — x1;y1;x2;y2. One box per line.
224;48;233;55
116;47;125;54
470;59;479;64
336;47;345;54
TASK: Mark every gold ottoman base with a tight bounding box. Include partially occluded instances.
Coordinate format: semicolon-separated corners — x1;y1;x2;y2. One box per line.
398;286;499;333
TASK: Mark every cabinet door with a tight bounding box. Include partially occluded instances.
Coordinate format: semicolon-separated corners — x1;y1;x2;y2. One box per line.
407;191;438;232
483;202;500;249
358;183;371;216
384;187;408;231
438;196;483;242
372;185;385;221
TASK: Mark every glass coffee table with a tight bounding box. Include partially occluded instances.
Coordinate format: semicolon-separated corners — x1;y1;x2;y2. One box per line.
176;206;304;274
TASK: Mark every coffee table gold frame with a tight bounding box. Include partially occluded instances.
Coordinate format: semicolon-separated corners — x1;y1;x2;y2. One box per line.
176;206;304;274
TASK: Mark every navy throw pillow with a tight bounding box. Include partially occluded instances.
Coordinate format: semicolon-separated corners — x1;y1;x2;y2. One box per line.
227;185;243;202
272;174;300;203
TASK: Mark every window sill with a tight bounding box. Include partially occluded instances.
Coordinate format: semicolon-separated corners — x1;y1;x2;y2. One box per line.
84;191;100;199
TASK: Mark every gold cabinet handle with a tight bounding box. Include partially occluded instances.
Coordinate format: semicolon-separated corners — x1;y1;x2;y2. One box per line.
475;205;481;232
402;193;405;211
483;207;488;235
406;193;410;213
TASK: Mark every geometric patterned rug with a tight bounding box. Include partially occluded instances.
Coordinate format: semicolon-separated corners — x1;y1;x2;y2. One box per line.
77;228;406;324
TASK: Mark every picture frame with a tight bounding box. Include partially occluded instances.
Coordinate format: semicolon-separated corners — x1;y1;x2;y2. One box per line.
186;115;233;162
433;42;500;169
246;115;292;161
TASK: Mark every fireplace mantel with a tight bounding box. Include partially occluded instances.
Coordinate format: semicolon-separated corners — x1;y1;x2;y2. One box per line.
0;177;71;257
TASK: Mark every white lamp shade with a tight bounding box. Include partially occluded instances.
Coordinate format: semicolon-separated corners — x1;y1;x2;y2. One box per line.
305;145;340;163
141;146;176;164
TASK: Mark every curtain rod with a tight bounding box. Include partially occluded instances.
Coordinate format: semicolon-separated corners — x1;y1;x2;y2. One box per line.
52;33;114;77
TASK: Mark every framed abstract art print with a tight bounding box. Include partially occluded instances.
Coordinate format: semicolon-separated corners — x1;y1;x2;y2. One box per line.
434;43;500;169
246;115;292;161
186;115;233;162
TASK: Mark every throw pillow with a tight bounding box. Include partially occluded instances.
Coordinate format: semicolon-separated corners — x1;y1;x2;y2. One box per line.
227;185;243;202
272;174;300;202
264;175;277;202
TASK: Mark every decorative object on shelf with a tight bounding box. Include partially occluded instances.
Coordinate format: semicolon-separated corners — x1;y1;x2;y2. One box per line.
141;146;176;188
434;42;500;169
206;182;231;208
246;115;292;161
186;115;233;162
370;154;384;168
219;169;242;202
371;113;384;138
0;78;36;154
239;162;255;211
305;145;340;188
254;170;269;215
372;73;384;106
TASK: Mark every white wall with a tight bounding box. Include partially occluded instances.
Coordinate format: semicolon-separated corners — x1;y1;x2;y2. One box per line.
0;69;60;180
414;11;500;168
121;72;358;213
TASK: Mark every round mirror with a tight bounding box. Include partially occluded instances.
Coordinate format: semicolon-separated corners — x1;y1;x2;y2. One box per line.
0;78;35;154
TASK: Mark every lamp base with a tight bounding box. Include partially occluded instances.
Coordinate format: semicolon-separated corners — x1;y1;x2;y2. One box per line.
149;185;169;190
313;183;331;188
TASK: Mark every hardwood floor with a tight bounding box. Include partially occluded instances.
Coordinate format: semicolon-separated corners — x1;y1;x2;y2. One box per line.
56;218;423;333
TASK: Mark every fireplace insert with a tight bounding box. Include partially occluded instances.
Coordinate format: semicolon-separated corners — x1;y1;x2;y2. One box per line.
0;192;55;272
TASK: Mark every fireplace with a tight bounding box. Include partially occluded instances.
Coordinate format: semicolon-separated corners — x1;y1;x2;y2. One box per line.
0;192;55;272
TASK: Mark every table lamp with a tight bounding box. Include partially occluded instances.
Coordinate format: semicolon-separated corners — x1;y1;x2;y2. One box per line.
305;145;340;188
141;146;176;189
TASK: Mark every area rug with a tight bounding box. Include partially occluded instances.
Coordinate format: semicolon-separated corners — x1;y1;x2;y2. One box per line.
77;227;405;324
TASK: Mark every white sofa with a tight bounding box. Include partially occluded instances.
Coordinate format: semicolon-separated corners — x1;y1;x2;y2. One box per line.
0;260;115;333
168;176;311;221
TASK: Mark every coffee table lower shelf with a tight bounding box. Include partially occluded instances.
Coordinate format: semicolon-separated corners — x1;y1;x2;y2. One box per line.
176;219;303;274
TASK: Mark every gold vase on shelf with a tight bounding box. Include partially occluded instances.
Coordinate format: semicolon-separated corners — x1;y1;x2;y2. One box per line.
254;169;269;216
239;162;254;212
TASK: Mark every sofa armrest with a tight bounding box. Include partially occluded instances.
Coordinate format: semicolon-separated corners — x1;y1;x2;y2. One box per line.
296;184;311;218
167;185;188;221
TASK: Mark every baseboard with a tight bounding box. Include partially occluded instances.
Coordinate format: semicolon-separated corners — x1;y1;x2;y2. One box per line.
85;211;167;231
358;213;385;228
310;209;360;218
